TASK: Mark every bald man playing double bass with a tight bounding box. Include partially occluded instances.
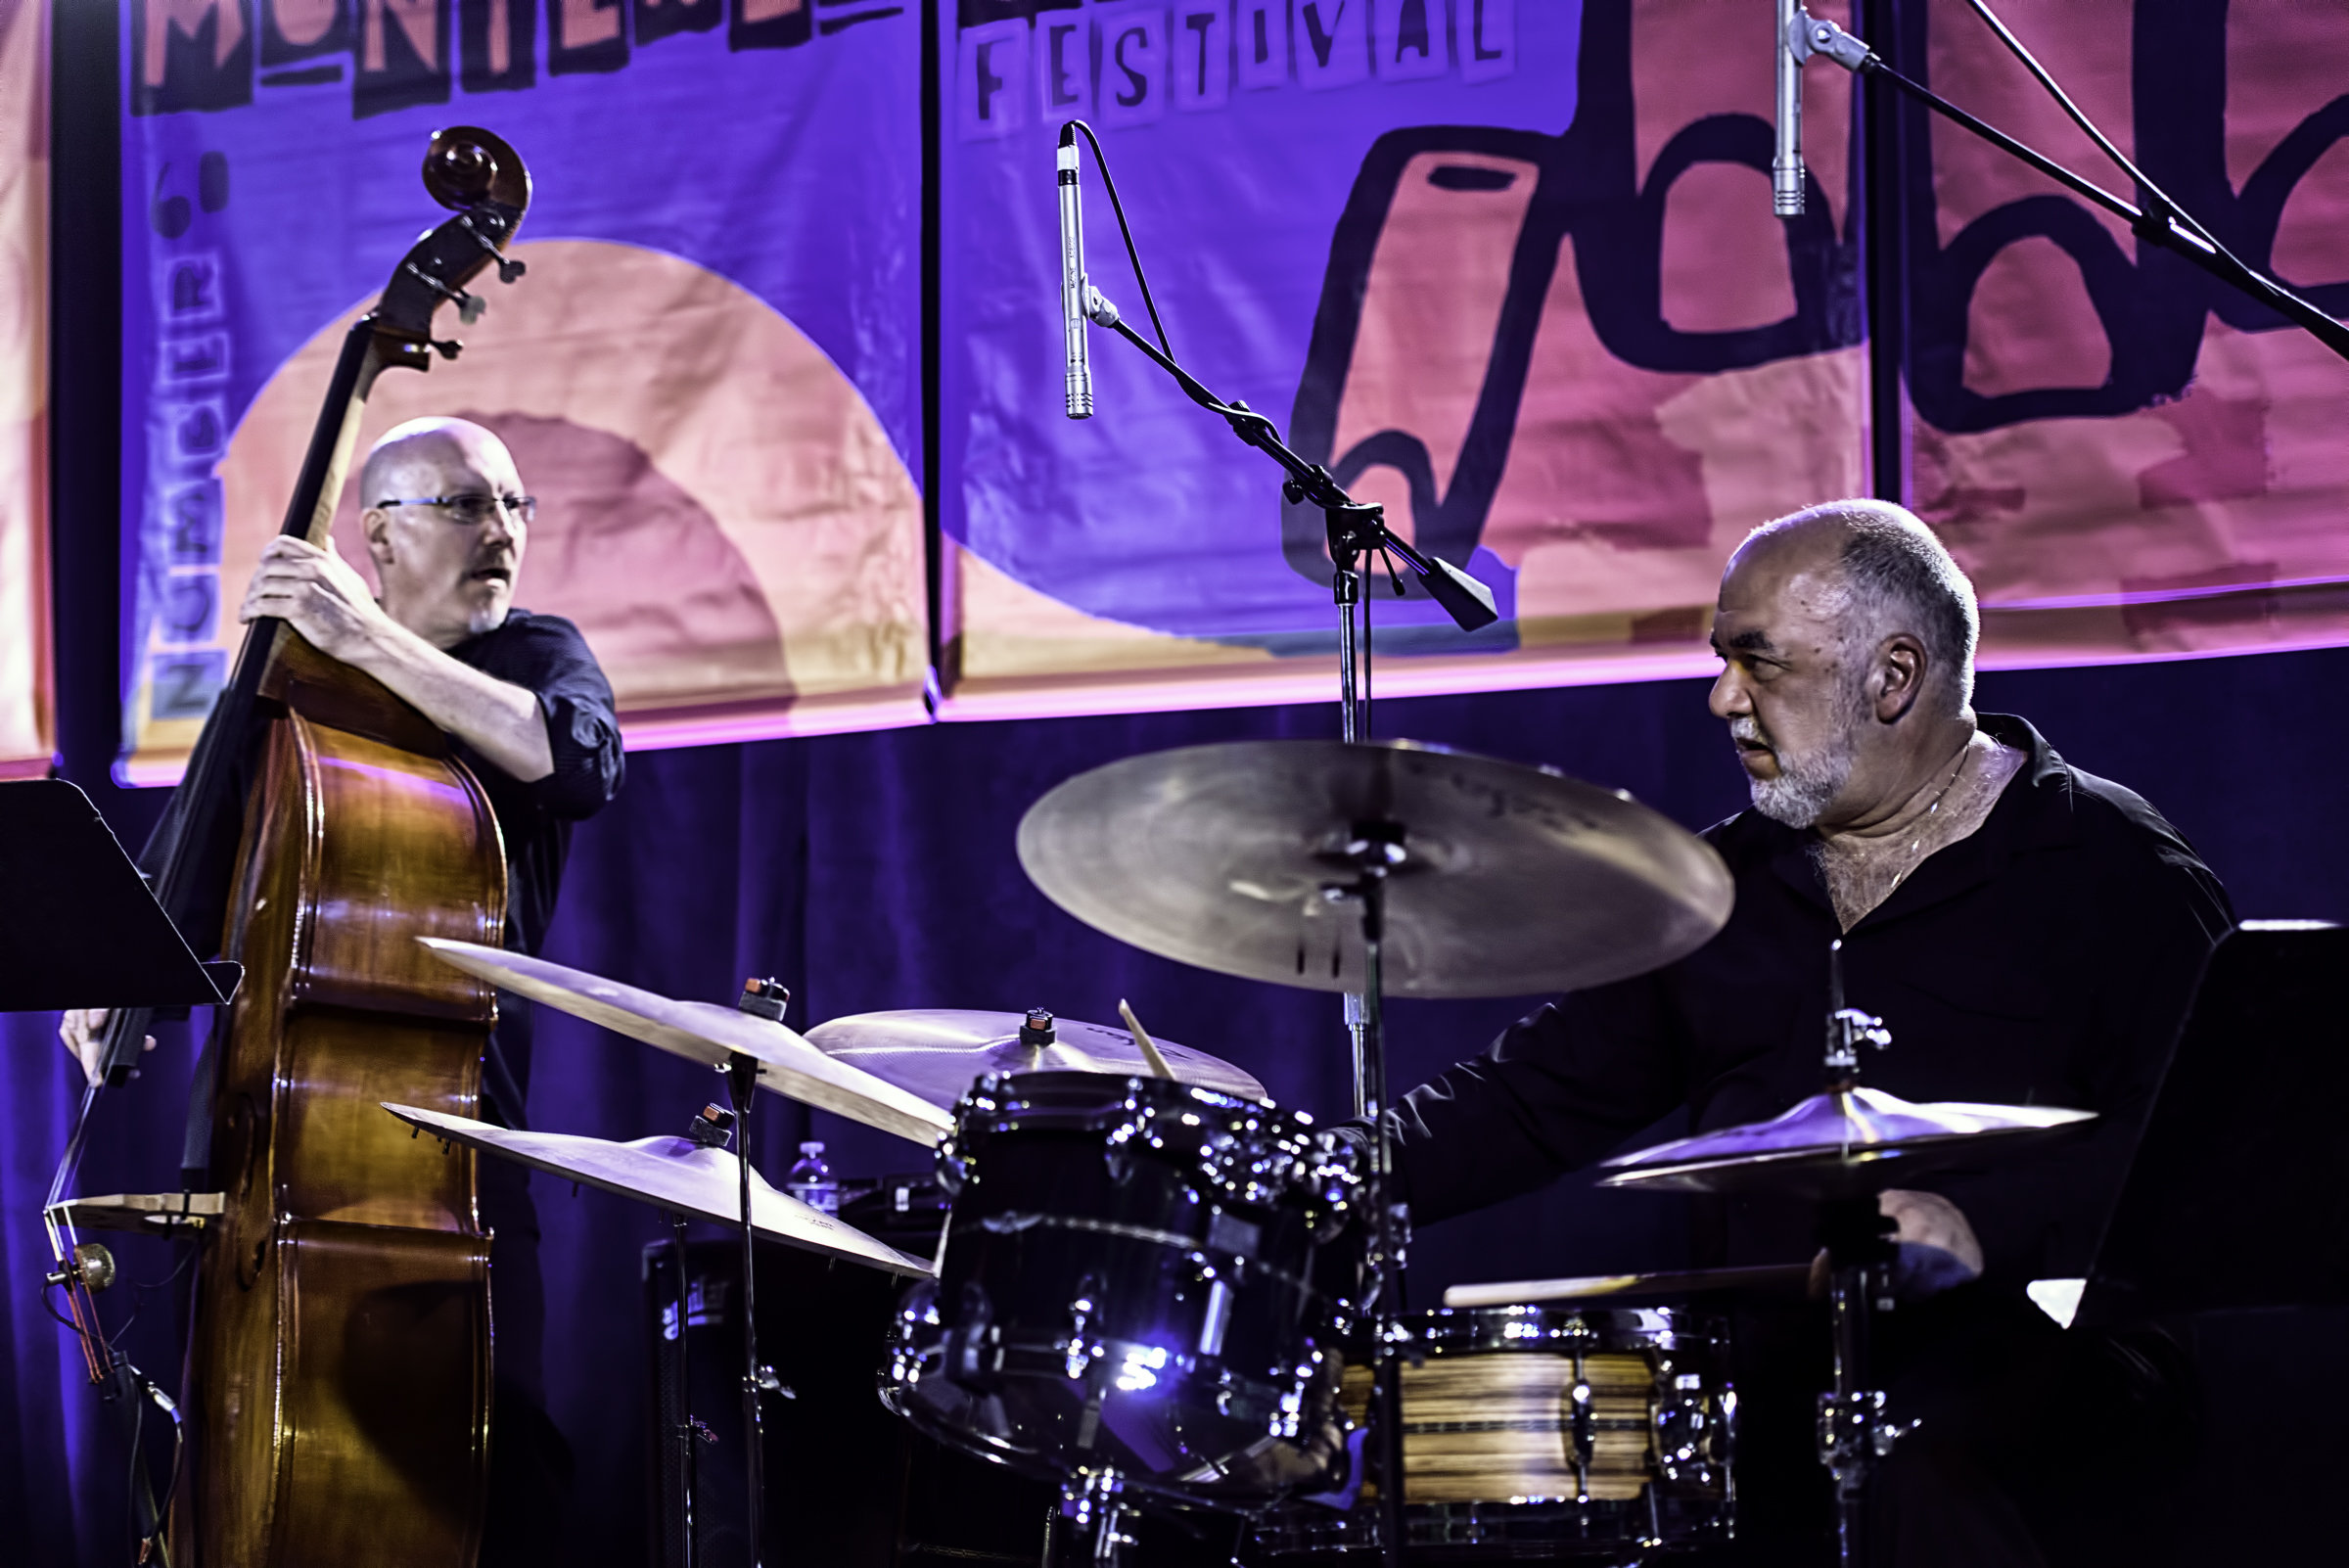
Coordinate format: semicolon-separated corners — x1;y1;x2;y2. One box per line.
1370;502;2232;1566
64;417;623;1560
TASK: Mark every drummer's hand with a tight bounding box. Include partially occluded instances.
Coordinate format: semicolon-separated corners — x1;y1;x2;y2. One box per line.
240;535;393;661
59;1008;156;1086
1806;1189;1984;1300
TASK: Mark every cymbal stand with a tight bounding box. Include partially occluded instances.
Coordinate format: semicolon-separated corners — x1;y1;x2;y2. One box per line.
1058;123;1500;1566
1335;824;1410;1568
722;1051;767;1568
1816;1201;1899;1568
1813;941;1904;1568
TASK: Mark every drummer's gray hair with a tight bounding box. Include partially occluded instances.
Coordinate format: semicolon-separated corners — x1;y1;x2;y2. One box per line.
1749;501;1980;709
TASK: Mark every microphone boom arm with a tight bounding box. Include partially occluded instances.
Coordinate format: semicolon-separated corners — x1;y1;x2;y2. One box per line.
1792;9;2349;363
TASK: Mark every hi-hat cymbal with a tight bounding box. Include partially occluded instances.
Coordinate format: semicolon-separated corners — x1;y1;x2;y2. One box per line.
417;939;954;1147
804;1009;1266;1109
382;1103;932;1276
1016;740;1733;999
1596;1086;2096;1197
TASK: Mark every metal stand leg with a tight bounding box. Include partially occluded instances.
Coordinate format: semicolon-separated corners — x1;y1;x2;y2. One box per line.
1816;1199;1905;1568
668;1210;697;1568
724;1053;766;1568
1056;1471;1136;1568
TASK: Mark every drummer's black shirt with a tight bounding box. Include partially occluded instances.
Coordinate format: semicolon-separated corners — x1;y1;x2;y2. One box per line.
1382;714;2234;1287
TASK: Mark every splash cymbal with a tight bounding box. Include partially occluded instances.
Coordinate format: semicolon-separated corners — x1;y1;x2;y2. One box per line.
382;1103;931;1275
417;939;954;1146
804;1008;1266;1109
1596;1085;2096;1197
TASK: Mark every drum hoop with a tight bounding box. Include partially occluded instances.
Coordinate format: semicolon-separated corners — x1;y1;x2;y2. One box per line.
949;1213;1322;1297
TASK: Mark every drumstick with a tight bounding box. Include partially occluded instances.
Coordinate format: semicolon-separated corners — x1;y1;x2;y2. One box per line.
1117;999;1177;1081
1444;1263;1812;1309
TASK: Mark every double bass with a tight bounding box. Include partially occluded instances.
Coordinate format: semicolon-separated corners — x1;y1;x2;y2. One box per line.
73;128;532;1566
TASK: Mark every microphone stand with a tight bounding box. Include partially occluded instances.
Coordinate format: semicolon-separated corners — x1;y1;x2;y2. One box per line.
1789;7;2349;362
1077;285;1496;1568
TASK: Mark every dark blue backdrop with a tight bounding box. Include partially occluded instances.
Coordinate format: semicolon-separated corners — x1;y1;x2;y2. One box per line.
9;646;2348;1563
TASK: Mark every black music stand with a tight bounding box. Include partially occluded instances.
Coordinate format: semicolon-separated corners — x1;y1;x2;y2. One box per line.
2076;922;2349;1328
0;778;234;1012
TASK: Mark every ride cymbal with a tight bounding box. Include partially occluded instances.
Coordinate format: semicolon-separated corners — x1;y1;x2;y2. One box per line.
1016;740;1733;998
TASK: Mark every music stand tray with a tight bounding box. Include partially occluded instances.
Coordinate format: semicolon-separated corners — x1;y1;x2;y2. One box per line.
0;779;233;1012
2077;922;2349;1328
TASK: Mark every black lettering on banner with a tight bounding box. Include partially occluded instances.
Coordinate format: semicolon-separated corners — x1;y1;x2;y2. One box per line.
1373;0;1443;83
158;254;226;326
1460;0;1509;82
132;0;256;115
1097;6;1164;127
163;480;225;566
1237;0;1284;89
151;652;228;720
730;0;811;51
634;0;718;47
1282;0;1857;588
161;575;221;644
458;0;536;88
1296;0;1364;91
261;0;347;65
957;18;1026;138
1174;4;1226;113
353;0;450;115
161;332;233;387
957;0;1073;25
164;398;232;467
1036;15;1088;118
551;0;630;71
1903;0;2349;433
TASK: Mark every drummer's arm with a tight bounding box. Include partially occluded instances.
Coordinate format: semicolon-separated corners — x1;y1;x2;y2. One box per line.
1382;974;1687;1225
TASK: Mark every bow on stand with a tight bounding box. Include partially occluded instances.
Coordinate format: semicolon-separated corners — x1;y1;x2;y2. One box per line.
39;125;531;1566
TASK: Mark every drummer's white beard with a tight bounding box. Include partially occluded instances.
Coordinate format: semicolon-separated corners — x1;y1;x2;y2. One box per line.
1734;702;1863;829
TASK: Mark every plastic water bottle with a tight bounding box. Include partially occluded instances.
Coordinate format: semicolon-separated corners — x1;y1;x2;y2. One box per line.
784;1141;838;1215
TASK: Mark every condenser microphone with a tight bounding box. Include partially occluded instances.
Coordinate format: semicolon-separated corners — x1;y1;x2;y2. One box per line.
1774;0;1804;216
1059;126;1092;419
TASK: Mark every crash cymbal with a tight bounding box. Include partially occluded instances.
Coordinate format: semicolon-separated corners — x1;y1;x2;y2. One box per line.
417;940;954;1147
1443;1263;1815;1310
1015;740;1734;999
1595;1086;2096;1197
382;1103;932;1276
803;1008;1266;1109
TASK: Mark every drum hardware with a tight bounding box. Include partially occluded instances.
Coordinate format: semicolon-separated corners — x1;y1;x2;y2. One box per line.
1254;1304;1737;1563
805;1007;1266;1110
1016;740;1736;1568
384;1071;931;1568
1596;942;2095;1568
885;1071;1362;1564
418;938;955;1145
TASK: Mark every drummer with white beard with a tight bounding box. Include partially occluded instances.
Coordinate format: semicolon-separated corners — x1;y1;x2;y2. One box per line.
1370;501;2232;1567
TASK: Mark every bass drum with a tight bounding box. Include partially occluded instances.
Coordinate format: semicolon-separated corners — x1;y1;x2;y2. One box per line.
884;1071;1361;1508
1255;1304;1734;1563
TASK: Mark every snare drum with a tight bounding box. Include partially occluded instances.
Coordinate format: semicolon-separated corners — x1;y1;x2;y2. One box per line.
884;1072;1362;1507
1256;1304;1734;1561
